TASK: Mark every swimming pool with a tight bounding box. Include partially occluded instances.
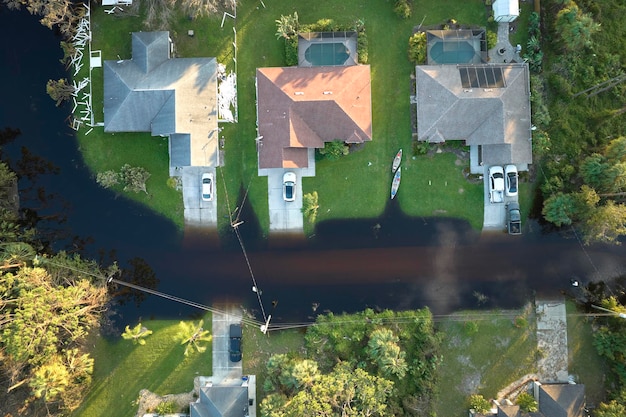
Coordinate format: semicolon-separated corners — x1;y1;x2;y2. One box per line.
304;42;350;66
428;40;478;64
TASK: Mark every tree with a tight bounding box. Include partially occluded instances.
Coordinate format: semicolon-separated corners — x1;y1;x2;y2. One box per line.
275;12;299;40
301;191;319;223
46;78;75;106
516;392;538;412
555;2;600;51
580;200;626;245
29;359;69;402
367;328;408;379
0;264;108;411
119;164;151;194
542;192;576;226
260;358;393;417
177;319;212;356
122;323;153;345
595;399;626;417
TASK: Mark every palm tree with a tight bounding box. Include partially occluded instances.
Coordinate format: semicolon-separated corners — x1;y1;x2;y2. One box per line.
178;320;212;356
121;323;153;345
302;192;319;223
275;12;298;40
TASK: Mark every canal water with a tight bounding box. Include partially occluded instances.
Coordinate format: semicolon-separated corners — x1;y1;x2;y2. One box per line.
1;8;624;327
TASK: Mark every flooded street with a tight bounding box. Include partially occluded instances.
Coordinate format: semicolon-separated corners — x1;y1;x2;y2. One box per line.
2;8;625;327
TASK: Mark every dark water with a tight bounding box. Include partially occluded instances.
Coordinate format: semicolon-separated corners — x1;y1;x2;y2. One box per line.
2;8;625;327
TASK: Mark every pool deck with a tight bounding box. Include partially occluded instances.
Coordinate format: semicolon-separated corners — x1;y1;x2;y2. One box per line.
488;22;522;64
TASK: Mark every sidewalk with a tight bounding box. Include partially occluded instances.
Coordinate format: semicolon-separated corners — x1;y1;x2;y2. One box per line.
535;299;569;382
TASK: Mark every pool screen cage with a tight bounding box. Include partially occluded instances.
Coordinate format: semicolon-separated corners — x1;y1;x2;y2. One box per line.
426;29;487;65
298;31;358;67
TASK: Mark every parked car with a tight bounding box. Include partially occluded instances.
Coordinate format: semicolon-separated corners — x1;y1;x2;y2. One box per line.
505;164;518;197
201;173;213;202
506;202;522;235
488;166;505;203
283;172;296;202
229;323;242;362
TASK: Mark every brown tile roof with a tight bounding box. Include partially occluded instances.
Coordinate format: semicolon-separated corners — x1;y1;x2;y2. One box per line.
256;66;372;169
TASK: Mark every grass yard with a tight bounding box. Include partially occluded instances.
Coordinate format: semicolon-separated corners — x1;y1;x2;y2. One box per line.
399;150;484;230
73;317;213;417
434;306;538;417
241;325;306;396
78;0;490;235
566;301;607;406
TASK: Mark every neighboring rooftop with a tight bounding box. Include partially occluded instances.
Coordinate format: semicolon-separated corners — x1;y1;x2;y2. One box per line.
256;65;372;169
104;31;219;168
415;63;532;168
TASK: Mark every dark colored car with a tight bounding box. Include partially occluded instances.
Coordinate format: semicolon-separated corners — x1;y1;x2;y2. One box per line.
229;324;242;362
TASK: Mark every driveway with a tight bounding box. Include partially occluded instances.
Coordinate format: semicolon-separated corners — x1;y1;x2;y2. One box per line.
181;166;218;227
482;165;519;231
266;169;304;232
211;307;243;384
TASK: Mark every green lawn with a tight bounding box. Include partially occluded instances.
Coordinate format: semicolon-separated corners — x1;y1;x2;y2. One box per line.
73;317;213;417
566;301;607;405
434;307;538;417
79;0;492;234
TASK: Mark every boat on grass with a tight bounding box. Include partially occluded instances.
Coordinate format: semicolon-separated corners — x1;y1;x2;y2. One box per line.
390;166;401;199
392;149;402;173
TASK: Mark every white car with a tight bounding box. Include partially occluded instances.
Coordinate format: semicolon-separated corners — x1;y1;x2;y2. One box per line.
201;173;213;201
283;172;296;202
488;166;504;203
505;164;518;197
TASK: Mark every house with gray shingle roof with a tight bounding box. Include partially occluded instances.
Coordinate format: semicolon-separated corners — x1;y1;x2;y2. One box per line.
471;382;586;417
255;65;372;169
104;31;219;169
190;376;256;417
415;62;532;173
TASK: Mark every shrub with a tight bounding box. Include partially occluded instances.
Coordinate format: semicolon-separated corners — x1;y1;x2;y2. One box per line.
285;37;298;66
155;400;178;415
486;30;497;50
408;32;427;64
412;140;430;155
463;321;479;336
468;394;491;414
516;392;538;412
394;0;411;19
318;140;349;161
96;170;119;188
355;20;368;64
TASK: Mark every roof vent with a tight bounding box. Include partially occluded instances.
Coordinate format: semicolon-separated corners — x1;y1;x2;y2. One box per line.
463;89;473;93
323;91;333;95
294;91;304;95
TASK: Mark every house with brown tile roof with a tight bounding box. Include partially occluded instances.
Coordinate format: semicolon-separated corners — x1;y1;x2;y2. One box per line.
255;65;372;169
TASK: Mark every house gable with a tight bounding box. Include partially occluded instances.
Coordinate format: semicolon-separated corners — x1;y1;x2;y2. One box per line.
103;31;219;168
415;63;532;167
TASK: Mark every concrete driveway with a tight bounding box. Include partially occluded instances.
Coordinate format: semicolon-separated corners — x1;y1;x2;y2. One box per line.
211;307;243;384
482;165;519;231
267;169;304;232
181;166;218;227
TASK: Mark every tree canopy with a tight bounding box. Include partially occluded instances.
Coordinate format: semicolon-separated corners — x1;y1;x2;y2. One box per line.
261;308;441;416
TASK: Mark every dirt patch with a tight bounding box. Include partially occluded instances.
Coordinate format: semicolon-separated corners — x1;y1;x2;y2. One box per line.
460;371;483;395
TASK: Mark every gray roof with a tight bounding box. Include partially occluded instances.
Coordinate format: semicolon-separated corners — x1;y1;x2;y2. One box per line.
415;63;532;166
190;386;249;417
538;384;586;417
104;31;219;167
